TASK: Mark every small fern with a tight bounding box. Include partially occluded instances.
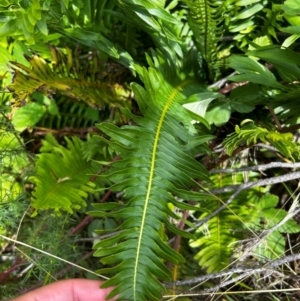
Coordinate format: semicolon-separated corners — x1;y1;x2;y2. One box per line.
223;120;300;160
190;198;245;273
190;173;252;272
191;182;300;272
31;134;100;215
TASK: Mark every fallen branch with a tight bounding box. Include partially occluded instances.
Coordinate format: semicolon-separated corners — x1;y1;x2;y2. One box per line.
188;171;300;231
166;251;300;287
210;162;300;174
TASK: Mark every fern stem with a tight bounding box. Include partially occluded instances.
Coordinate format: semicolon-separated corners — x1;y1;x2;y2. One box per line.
169;209;189;294
268;106;282;130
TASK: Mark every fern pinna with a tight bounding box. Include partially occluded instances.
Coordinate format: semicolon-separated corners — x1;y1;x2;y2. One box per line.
89;51;213;301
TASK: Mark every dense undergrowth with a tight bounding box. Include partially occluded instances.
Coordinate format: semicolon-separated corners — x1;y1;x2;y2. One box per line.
2;0;300;300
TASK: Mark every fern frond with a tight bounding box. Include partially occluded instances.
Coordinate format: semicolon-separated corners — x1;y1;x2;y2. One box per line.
31;134;99;214
190;174;251;272
183;0;225;81
7;46;130;109
223;120;300;160
191;200;241;273
90;51;214;301
37;96;104;129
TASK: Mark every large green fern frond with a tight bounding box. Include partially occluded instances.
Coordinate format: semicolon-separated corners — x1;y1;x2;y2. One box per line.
90;51;215;301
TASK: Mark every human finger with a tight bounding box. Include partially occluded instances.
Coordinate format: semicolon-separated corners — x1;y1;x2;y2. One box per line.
11;279;115;301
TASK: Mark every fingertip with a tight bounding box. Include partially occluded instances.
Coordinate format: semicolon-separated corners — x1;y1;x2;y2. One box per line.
70;279;115;301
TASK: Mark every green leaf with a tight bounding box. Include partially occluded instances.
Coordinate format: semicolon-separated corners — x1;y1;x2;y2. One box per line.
63;27;120;59
282;34;300;48
183;92;223;118
281;26;300;34
118;0;181;49
205;100;231;126
229;19;255;32
228;55;283;89
235;0;263;5
254;231;285;260
36;18;48;35
229;84;260;113
147;7;179;24
12;103;46;132
234;2;266;20
258;193;278;209
0;45;13;73
32;92;59;115
0;18;20;38
247;46;300;82
282;0;300;15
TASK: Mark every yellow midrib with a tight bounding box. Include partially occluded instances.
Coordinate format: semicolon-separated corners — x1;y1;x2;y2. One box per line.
132;81;188;301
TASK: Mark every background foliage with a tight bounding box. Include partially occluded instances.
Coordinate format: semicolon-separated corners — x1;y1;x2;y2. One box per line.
2;0;300;300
